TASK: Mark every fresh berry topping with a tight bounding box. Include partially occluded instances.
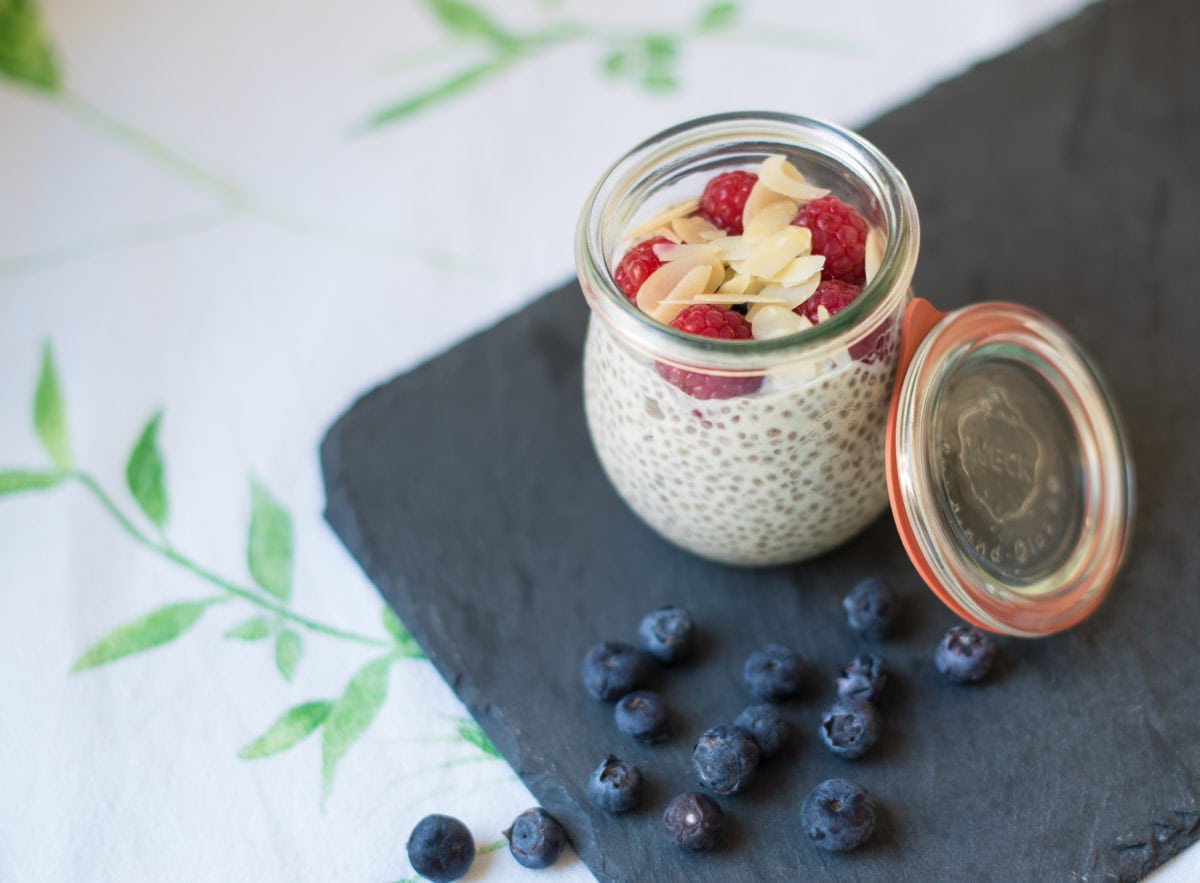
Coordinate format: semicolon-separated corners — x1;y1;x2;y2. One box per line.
615;690;671;743
670;303;753;340
638;605;694;664
692;724;760;795
796;279;862;324
406;814;475;883
581;641;651;701
698;170;758;235
613;236;672;302
935;624;997;683
743;644;804;701
588;755;643;813
663;792;725;851
842;576;897;639
818;697;880;760
656;304;763;399
793;195;869;284
503;808;567;870
836;653;888;704
800;779;877;852
734;704;790;758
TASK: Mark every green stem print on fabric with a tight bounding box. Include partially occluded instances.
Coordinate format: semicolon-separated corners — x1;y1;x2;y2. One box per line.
0;342;478;804
362;0;850;132
0;0;473;280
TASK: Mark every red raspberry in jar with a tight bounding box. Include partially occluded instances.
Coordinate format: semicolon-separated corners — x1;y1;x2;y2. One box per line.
614;236;672;302
656;305;762;399
698;171;758;236
793;195;869;285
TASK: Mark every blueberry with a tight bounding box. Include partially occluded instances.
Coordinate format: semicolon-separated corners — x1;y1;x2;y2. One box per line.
800;778;876;851
836;652;888;703
935;624;996;683
581;641;650;701
818;697;880;760
638;606;694;664
663;792;724;851
692;724;760;795
406;814;475;882
615;690;671;742
742;644;804;701
587;755;643;813
734;704;789;758
503;807;567;870
843;576;897;639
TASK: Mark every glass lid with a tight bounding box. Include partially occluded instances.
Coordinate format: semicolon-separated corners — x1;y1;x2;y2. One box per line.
887;299;1135;637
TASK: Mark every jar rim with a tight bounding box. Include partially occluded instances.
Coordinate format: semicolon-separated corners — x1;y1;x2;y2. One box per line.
575;111;921;371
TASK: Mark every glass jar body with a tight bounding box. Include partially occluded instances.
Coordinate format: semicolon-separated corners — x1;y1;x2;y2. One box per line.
577;113;920;565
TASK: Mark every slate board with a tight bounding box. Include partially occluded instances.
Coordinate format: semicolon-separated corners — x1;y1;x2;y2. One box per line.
321;0;1200;879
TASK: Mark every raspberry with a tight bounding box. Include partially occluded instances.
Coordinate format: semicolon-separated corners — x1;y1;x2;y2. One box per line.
698;171;757;235
793;195;868;284
795;279;862;324
614;236;671;302
670;304;753;340
656;304;762;400
796;279;891;364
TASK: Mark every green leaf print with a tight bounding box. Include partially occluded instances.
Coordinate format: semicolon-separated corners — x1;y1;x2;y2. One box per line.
247;480;293;602
70;599;217;673
381;606;425;658
238;700;333;759
0;469;62;496
422;0;518;49
33;342;70;470
359;57;515;132
602;50;628;77
125;411;168;529
275;628;303;681
697;1;738;32
224;616;272;641
0;0;61;92
456;719;501;759
321;656;393;799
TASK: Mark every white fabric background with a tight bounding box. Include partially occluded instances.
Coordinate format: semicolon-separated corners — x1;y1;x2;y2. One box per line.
1;0;1193;879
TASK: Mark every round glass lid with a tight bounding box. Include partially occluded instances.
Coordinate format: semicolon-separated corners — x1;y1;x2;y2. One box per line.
888;300;1135;637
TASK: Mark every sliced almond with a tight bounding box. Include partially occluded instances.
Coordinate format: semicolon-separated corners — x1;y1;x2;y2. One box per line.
652;242;720;263
709;236;754;263
761;272;822;310
741;180;791;230
751;305;813;341
671;215;723;244
742;227;813;279
717;273;765;297
624;198;700;243
757;154;830;202
743;198;800;243
636;260;711;319
669;293;791;305
816;304;832;324
864;227;885;283
770;252;823;287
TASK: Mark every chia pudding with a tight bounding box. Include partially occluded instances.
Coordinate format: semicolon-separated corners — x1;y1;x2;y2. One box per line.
576;113;920;566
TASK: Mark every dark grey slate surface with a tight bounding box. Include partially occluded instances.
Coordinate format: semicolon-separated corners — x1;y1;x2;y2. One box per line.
321;0;1200;879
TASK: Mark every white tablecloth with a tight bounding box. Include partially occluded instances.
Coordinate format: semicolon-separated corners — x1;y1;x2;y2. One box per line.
2;0;1193;879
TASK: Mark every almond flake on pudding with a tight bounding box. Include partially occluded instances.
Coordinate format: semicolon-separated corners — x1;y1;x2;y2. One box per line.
652;241;721;263
688;293;791;305
625;198;701;243
708;236;754;263
743;198;800;243
815;305;832;324
864;227;886;283
672;215;724;244
760;273;821;310
742;227;813;279
750;304;813;340
757;154;831;202
637;259;713;321
770;252;823;287
717;273;766;297
741;180;793;230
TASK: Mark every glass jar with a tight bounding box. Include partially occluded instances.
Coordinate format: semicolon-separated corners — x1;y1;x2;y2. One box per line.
576;112;920;566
